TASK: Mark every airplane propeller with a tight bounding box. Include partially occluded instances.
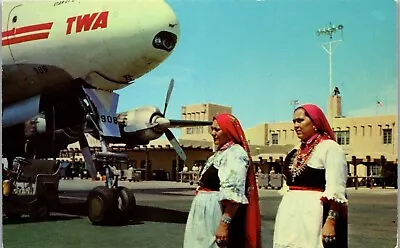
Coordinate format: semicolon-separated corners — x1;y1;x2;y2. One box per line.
162;78;174;117
160;79;186;160
120;78;212;161
165;129;186;160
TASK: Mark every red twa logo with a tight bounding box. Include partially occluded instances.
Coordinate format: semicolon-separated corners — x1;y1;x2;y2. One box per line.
66;11;109;35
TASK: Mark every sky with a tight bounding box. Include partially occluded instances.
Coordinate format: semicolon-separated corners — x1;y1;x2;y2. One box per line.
116;0;398;135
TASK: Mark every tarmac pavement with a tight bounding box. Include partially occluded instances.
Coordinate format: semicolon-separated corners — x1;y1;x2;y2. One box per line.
3;179;398;248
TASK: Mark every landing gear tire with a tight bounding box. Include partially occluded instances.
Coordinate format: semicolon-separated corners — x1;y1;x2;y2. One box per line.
87;186;117;225
116;186;136;224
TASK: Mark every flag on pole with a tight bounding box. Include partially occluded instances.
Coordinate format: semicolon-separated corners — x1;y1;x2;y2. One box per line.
377;101;384;107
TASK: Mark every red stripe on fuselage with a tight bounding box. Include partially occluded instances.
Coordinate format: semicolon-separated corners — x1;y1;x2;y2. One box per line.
2;22;53;38
2;32;50;46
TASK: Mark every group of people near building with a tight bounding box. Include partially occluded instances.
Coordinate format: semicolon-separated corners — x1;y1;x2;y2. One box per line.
183;103;349;248
59;159;87;179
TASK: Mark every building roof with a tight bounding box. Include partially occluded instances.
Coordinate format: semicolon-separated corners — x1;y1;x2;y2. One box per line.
346;152;397;163
67;136;214;151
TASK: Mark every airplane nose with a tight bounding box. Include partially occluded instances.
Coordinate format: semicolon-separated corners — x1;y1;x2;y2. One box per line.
152;1;180;52
81;0;181;91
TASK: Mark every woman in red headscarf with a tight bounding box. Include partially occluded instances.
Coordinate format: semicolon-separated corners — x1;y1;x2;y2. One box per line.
273;104;348;248
183;113;261;248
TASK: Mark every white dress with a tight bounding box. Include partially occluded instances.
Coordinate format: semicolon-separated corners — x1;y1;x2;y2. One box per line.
273;139;348;248
183;144;250;248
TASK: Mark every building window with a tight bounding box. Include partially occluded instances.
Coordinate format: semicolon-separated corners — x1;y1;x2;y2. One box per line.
186;127;193;134
371;165;382;176
383;129;392;144
334;131;350;145
271;133;279;145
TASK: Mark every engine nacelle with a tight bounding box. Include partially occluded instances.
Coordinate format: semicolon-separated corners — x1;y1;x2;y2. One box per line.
117;106;170;145
24;114;46;137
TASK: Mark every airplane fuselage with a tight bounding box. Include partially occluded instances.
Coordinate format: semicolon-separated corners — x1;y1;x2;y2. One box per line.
2;0;179;106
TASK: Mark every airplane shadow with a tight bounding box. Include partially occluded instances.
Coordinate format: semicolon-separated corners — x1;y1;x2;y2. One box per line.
4;201;188;226
54;201;189;226
3;215;81;225
133;205;189;224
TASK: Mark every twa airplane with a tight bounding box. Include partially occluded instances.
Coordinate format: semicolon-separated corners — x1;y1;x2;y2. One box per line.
2;0;211;225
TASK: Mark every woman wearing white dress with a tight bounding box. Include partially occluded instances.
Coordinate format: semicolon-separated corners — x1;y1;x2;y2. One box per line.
273;104;348;248
183;113;261;248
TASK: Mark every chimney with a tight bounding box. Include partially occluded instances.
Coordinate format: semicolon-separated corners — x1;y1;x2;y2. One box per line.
332;95;342;118
328;87;343;120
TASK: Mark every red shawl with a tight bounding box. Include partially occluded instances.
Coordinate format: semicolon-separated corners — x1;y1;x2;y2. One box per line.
297;104;336;141
215;113;262;248
293;104;336;169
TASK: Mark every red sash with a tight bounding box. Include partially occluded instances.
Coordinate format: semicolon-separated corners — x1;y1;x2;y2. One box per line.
289;186;324;192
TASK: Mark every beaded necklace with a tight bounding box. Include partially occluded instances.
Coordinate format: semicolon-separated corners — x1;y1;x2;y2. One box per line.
291;134;323;182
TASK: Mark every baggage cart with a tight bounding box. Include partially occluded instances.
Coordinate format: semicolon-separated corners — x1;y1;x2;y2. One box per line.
269;173;283;189
257;173;269;189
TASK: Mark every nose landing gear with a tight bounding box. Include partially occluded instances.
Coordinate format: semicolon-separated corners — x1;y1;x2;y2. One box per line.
86;152;136;226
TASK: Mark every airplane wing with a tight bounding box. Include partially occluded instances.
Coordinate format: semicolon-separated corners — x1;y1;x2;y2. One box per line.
169;119;212;128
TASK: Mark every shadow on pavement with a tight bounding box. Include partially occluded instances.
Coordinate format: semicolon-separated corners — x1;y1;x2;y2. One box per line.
60;187;195;196
4;201;188;226
133;205;188;224
3;214;82;225
32;200;189;226
57;201;88;216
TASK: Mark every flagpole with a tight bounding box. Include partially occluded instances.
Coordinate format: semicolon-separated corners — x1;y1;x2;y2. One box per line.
376;99;384;116
316;23;344;124
385;97;388;114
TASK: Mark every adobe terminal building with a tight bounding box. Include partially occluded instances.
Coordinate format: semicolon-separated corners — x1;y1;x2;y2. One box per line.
63;95;397;186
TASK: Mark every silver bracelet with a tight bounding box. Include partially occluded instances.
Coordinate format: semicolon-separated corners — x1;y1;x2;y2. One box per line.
221;216;232;225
